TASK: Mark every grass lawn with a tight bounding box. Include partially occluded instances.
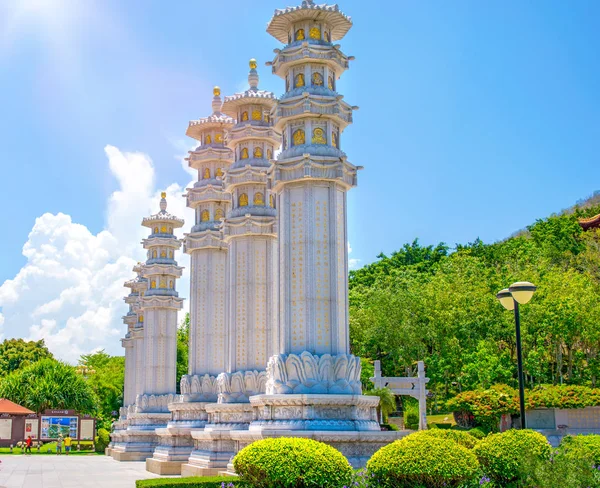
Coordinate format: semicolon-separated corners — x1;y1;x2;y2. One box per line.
427;413;457;426
0;441;98;455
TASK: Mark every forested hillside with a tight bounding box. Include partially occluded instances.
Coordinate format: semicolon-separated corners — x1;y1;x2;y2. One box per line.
349;194;600;402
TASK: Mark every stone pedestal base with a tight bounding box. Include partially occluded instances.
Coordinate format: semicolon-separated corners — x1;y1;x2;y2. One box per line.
110;413;171;462
224;394;406;468
230;429;407;469
249;394;382;432
146;402;210;475
182;403;253;475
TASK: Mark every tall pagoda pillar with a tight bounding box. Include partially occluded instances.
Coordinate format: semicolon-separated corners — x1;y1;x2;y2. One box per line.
149;91;235;476
112;194;185;463
182;62;282;477
140;194;185;395
230;0;403;468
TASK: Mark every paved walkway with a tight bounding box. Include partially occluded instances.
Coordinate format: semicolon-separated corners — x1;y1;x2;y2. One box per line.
0;455;171;488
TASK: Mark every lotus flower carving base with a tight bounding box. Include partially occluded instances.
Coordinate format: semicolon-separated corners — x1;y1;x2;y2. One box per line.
266;352;362;395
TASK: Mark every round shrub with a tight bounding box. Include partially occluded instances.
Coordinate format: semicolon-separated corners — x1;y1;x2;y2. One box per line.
95;428;110;453
406;429;479;449
367;435;480;488
474;429;551;484
232;437;353;488
560;434;600;465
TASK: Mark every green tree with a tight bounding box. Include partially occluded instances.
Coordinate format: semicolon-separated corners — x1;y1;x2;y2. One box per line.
0;359;97;413
78;351;124;421
0;338;53;376
176;313;190;393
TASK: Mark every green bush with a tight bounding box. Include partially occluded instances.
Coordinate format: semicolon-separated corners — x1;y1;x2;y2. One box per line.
527;450;600;488
467;427;488;440
367;435;480;488
559;434;600;465
474;429;551;484
527;385;600;410
405;409;419;430
446;385;518;431
232;438;353;488
409;429;479;449
95;428;110;453
136;477;249;488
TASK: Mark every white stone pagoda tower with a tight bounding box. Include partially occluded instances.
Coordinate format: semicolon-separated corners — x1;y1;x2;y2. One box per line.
229;0;401;468
181;61;282;477
111;194;185;462
220;60;281;391
122;265;148;408
140;193;185;395
148;90;235;475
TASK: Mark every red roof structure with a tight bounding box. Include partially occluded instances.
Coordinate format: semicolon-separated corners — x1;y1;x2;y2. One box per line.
579;213;600;231
0;399;35;415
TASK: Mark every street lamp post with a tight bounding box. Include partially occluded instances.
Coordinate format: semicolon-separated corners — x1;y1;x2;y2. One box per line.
496;281;537;429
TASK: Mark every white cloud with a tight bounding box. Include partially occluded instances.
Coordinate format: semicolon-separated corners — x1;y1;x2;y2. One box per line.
0;145;194;363
348;242;361;270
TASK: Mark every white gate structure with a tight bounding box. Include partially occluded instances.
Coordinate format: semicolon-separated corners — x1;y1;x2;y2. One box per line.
370;360;429;430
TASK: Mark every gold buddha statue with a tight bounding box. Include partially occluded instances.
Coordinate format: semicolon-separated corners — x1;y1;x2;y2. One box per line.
293;129;305;146
254;192;265;205
312;128;327;144
239;193;249;207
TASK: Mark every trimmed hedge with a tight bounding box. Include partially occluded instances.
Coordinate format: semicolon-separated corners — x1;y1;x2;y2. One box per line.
407;429;479;449
474;429;551;484
560;434;600;465
233;438;353;488
448;384;600;430
367;435;480;488
136;477;248;488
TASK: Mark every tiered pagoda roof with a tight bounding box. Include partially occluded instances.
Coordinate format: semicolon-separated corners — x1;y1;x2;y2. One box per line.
579;213;600;230
267;0;352;43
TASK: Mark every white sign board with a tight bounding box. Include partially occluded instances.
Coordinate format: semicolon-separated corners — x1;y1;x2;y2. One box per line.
0;419;13;440
25;418;39;439
80;419;94;441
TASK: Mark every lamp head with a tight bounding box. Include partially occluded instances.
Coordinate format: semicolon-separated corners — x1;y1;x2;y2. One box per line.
496;289;515;311
509;281;537;305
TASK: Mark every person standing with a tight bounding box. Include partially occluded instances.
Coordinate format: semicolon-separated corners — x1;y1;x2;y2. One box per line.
56;435;63;455
25;436;32;455
64;435;72;455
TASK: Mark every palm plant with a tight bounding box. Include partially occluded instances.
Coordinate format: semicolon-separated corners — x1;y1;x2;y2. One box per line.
365;387;396;424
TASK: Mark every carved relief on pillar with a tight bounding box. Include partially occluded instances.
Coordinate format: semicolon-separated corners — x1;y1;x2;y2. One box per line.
180;374;219;402
134;393;180;413
216;370;267;403
266;351;362;395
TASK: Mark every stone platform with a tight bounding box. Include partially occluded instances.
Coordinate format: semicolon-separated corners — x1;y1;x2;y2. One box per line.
181;403;253;477
146;402;210;475
111;413;172;462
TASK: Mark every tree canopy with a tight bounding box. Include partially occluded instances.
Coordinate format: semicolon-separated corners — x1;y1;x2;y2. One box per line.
0;359;97;414
349;200;600;402
0;338;53;376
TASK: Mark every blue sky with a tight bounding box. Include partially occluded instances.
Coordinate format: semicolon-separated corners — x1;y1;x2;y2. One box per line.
0;0;599;358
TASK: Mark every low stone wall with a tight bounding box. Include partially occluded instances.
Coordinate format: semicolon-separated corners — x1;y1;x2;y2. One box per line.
528;407;600;446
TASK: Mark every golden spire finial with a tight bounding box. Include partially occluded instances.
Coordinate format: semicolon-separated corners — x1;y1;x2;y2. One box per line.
213;86;221;97
249;58;257;70
161;192;166;199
